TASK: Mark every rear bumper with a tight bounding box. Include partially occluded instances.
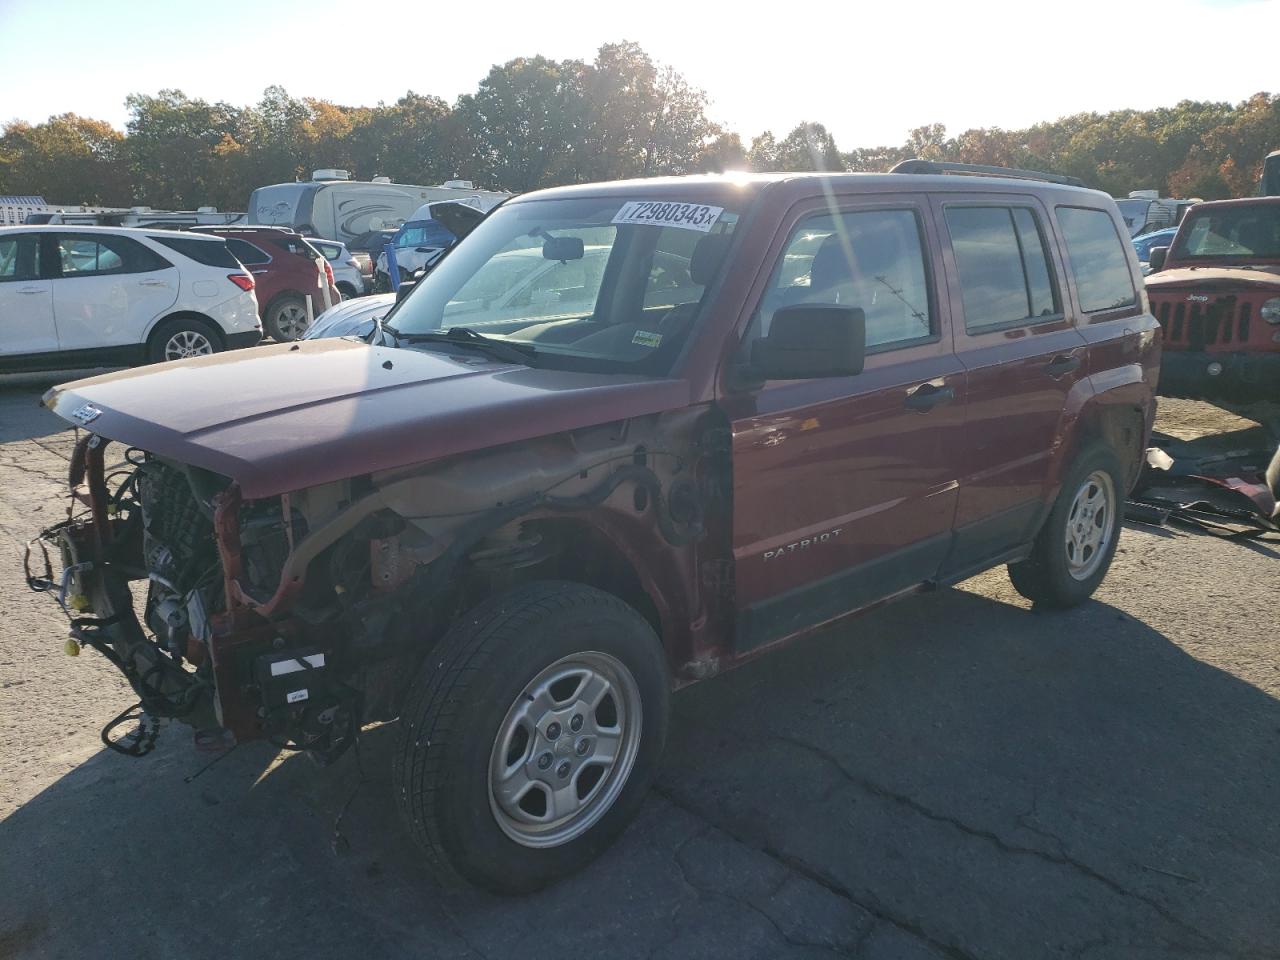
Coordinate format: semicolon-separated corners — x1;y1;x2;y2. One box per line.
225;330;263;351
1159;350;1280;400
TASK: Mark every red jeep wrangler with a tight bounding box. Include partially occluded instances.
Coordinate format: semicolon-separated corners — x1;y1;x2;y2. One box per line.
34;163;1158;893
1146;196;1280;399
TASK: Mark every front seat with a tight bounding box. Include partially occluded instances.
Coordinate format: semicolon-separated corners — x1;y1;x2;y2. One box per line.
657;233;734;332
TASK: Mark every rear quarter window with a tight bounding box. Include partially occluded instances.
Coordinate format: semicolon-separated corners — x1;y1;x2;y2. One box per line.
151;235;240;269
1056;207;1136;313
224;238;270;265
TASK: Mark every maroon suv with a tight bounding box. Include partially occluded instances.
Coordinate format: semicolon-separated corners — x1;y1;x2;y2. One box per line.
1146;196;1280;399
192;226;341;341
34;164;1157;894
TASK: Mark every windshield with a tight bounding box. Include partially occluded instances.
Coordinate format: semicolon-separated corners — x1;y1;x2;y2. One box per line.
1171;204;1280;261
388;196;742;374
395;219;456;249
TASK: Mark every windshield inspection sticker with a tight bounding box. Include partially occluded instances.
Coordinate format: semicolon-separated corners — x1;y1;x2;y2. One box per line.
613;201;723;233
632;330;663;348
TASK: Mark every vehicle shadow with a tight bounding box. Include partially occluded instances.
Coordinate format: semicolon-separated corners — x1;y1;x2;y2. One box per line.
2;585;1278;959
0;370;115;443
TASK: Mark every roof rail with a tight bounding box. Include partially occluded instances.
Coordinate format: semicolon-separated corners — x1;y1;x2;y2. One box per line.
186;224;298;234
890;158;1085;188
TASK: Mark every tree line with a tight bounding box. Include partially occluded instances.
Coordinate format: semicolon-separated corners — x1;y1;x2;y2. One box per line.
1;41;1277;212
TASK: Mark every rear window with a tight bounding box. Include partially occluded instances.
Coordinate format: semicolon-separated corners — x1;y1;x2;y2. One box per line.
152;235;240;269
1056;207;1136;313
945;206;1059;331
312;241;342;260
396;220;456;249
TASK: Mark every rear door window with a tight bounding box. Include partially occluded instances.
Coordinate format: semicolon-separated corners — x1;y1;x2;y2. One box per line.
944;206;1060;331
1056;207;1136;313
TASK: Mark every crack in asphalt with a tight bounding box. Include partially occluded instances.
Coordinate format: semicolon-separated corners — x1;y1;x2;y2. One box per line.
668;823;865;958
768;733;1277;959
653;783;975;960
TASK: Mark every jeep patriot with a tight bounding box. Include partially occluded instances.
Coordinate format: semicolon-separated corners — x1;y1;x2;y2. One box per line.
32;162;1159;892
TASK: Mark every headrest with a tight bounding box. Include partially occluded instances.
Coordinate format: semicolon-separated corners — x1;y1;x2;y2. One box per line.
809;234;852;291
690;234;732;286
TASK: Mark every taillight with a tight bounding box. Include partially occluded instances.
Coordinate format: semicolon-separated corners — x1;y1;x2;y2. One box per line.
228;273;254;292
323;260;334;285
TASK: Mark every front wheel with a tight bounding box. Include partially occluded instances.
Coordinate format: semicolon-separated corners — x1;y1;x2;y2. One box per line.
1008;442;1125;608
393;582;669;893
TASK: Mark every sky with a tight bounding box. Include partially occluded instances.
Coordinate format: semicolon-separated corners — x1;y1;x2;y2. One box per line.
1;0;1277;150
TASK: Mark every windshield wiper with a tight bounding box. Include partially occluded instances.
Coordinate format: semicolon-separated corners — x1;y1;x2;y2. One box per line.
390;326;537;365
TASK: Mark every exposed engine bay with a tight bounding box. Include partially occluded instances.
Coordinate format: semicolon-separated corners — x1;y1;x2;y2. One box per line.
28;409;727;762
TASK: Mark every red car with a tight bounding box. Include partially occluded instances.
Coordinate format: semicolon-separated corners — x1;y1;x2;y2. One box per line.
1146;196;1280;399
36;163;1156;894
191;226;341;341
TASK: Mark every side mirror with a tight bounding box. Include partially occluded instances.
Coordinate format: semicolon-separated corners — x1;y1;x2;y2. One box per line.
749;305;866;380
543;236;584;261
1148;246;1168;273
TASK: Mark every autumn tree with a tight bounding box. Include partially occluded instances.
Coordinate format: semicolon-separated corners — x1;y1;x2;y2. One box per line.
0;114;130;204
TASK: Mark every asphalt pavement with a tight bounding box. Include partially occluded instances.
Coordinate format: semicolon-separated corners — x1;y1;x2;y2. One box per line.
2;372;1278;960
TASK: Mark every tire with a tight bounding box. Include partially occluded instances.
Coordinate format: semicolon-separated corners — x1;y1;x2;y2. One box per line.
1008;442;1125;608
147;316;223;364
336;282;357;300
393;581;670;894
263;294;310;342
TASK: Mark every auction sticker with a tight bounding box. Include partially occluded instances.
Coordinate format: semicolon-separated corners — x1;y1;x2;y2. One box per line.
613;201;723;232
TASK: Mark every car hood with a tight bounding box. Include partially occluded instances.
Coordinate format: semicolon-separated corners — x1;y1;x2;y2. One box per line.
302;294;395;340
1146;265;1280;292
44;339;690;498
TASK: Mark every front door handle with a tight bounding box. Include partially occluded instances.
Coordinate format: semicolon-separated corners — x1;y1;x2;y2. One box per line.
904;382;955;412
18;286;44;295
251;269;269;275
1046;354;1082;378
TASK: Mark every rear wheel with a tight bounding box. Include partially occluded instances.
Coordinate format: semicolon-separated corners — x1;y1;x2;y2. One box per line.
264;294;310;341
393;581;669;894
1008;442;1124;608
147;316;222;363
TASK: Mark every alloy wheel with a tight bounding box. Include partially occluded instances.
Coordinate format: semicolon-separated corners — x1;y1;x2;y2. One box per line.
163;330;214;360
488;651;643;849
1064;469;1115;581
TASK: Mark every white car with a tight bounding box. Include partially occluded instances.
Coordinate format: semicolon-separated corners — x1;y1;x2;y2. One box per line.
307;238;370;298
0;225;261;373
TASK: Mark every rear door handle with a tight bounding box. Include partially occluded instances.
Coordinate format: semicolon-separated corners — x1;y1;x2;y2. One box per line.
18;286;44;295
904;382;955;412
251;269;268;275
137;278;168;287
1046;354;1082;377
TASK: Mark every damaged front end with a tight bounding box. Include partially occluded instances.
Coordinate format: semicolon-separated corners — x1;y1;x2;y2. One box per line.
28;434;358;762
29;409;719;763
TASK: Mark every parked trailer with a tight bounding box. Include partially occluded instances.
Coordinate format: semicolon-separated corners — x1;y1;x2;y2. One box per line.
22;205;245;228
247;169;508;247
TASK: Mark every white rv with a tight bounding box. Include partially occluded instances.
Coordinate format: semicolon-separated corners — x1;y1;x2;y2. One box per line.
247;169;508;246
